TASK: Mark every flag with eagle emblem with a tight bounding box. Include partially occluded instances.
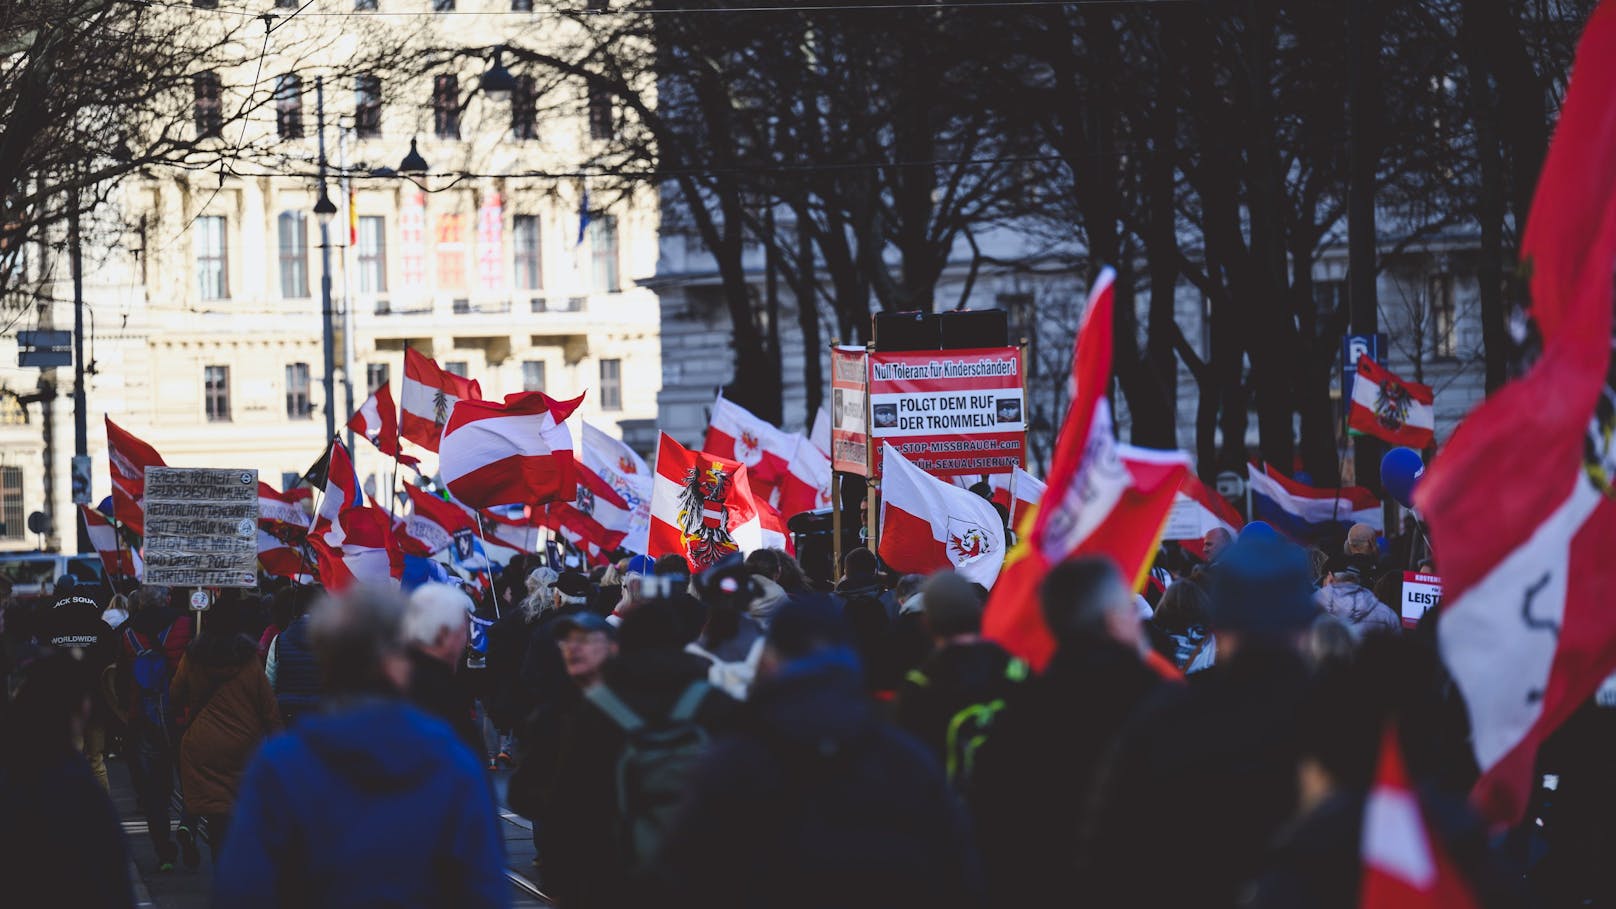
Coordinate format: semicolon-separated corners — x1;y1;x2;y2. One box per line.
401;348;483;453
1417;1;1616;826
703;394;795;497
877;441;1005;587
1349;356;1436;450
648;433;770;571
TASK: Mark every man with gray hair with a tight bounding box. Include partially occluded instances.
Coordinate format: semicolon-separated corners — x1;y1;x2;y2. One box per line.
214;585;507;908
404;582;482;753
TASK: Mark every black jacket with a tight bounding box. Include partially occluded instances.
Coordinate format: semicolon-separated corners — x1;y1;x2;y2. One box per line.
406;649;482;755
0;748;134;908
893;639;1024;772
1080;644;1311;909
271;613;321;723
968;634;1161;908
509;648;735;909
653;647;984;909
33;594;113;670
484;608;536;731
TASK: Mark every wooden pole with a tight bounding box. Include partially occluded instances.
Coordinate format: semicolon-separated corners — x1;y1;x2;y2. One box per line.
865;341;878;553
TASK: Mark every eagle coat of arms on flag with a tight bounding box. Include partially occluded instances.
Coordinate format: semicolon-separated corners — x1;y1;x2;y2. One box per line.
1374;378;1414;432
678;460;740;568
946;516;995;565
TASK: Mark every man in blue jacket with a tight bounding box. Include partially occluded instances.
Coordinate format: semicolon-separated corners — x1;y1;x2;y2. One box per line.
213;585;508;909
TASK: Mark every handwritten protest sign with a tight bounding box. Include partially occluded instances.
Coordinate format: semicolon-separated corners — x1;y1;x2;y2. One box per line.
142;467;260;587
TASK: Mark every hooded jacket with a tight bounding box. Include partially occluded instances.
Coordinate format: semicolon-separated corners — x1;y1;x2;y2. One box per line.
170;633;282;815
213;699;506;909
1314;582;1401;637
653;648;984;909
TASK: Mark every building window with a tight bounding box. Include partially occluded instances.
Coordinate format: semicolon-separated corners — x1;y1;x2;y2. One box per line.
277;211;308;298
194;0;218;9
522;360;546;392
194;72;223;138
433;74;460;139
512;75;537;140
285;363;312;419
513;215;542;290
196;215;229;300
355;75;382;138
512;0;533;9
358;216;387;293
444;360;468;378
1428;273;1457;359
598;359;621;410
1313;278;1346;325
274;0;297;7
435;213;467;290
274;74;304;139
588;85;613;141
205;365;232;422
589;215;619;293
0;466;22;540
366;362;390;393
354;0;377;9
432;0;454;9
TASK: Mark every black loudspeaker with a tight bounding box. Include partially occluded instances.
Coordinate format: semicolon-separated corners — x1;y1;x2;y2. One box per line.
939;309;1010;349
874;311;940;351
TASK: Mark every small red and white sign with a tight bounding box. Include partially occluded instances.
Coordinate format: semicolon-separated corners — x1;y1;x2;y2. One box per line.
868;346;1025;478
830;346;869;476
1401;572;1442;626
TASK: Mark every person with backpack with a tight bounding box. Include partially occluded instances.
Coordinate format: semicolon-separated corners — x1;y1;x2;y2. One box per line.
32;575;117;791
117;586;196;872
653;596;983;909
509;602;735;907
893;571;1027;787
968;557;1165;908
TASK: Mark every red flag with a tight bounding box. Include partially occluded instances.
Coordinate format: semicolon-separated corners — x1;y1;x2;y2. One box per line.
105;417;166;537
982;268;1190;670
309;440;361;545
258;482;309;544
1415;3;1616;826
1167;471;1246;560
775;434;834;519
400;348;483;452
80;506;141;580
703;395;794;496
878;441;1005;587
547;449;634;556
309;505;402;591
1348;356;1436;450
399;485;476;557
480;507;541;554
647;433;770;571
257;530;312;582
1359;725;1480;909
347;382;421;469
438;391;583;508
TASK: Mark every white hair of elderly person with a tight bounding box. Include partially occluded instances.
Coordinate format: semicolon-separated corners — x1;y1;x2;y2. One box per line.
405;582;475;665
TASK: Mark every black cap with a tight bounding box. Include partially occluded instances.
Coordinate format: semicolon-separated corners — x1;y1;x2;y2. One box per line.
552;611;616;638
555;571;593;599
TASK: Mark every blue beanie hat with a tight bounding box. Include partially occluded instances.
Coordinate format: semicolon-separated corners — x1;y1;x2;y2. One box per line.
1208;535;1318;634
1239;521;1278;541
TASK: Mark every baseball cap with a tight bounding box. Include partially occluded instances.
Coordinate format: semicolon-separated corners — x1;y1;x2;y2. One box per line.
552;611;616;638
555;571;594;600
625;554;656;577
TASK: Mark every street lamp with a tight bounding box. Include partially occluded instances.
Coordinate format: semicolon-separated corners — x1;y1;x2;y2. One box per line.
480;48;517;101
313;185;339;226
398;138;430;191
314;75;339;445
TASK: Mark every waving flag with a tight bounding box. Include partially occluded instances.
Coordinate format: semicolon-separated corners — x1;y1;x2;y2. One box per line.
1165;471;1246;559
258;482;310;544
878;441;1005;587
308;439;362;545
399;485;475;557
547;428;635;556
703;394;794;494
1417;3;1616;826
648;433;770;571
775;434;833;518
439;391;584;508
1349;356;1436;450
80;506;141;580
400;348;483;452
1248;463;1381;543
809;405;831;457
982;268;1190;670
481;507;541;555
580;421;653;554
257;530;312;582
105;417;166;537
348;382;421;469
1360;725;1480;908
309;505;403;590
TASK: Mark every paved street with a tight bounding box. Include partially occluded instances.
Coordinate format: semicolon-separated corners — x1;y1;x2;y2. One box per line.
108;757;549;908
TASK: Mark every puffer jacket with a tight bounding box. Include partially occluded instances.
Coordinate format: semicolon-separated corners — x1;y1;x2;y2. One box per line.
1313;583;1401;637
171;634;282;815
270;613;321;723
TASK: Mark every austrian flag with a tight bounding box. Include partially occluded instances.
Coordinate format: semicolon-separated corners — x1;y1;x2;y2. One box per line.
439;391;584;508
704;395;795;493
348;382;421;469
401;348;483;452
877;441;1005;588
1349;356;1436;450
648;433;770;571
106;417;166;537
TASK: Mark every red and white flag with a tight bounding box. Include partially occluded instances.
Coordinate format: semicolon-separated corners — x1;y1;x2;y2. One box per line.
257;530;312;582
1165;471;1245;560
400;485;476;557
347;382;421;469
105;417;166;537
1360;725;1480;909
1417;3;1616;826
309;505;402;591
400;348;483;452
480;507;541;555
258;482;310;544
809;405;831;457
648;433;771;571
966;468;1047;529
982;268;1190;670
775;434;834;518
703;394;794;495
546;425;637;555
439;391;584;508
580;421;653;555
308;440;362;545
80;506;141;580
878;441;1005;588
1349;356;1436;450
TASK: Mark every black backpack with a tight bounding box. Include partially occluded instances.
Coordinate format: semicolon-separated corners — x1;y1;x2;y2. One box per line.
585;681;712;872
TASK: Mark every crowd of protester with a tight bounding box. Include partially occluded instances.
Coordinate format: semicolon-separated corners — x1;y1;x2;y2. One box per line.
2;516;1614;908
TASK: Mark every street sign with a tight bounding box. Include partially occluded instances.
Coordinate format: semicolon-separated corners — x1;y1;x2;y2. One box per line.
17;330;72;368
71;455;92;504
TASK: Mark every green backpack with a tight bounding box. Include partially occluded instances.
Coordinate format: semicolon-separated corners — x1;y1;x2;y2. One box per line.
585;681;712;872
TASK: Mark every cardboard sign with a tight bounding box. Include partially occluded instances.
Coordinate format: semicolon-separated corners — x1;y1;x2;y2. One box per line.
830;346;870;476
142;468;260;588
1401;571;1442;625
868;346;1026;478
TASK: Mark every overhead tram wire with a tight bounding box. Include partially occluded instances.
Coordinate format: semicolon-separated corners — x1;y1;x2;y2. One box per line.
124;0;1196;19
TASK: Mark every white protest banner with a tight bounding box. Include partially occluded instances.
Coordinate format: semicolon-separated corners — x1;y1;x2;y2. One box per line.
868;346;1026;478
1401;571;1443;625
142;467;260;588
